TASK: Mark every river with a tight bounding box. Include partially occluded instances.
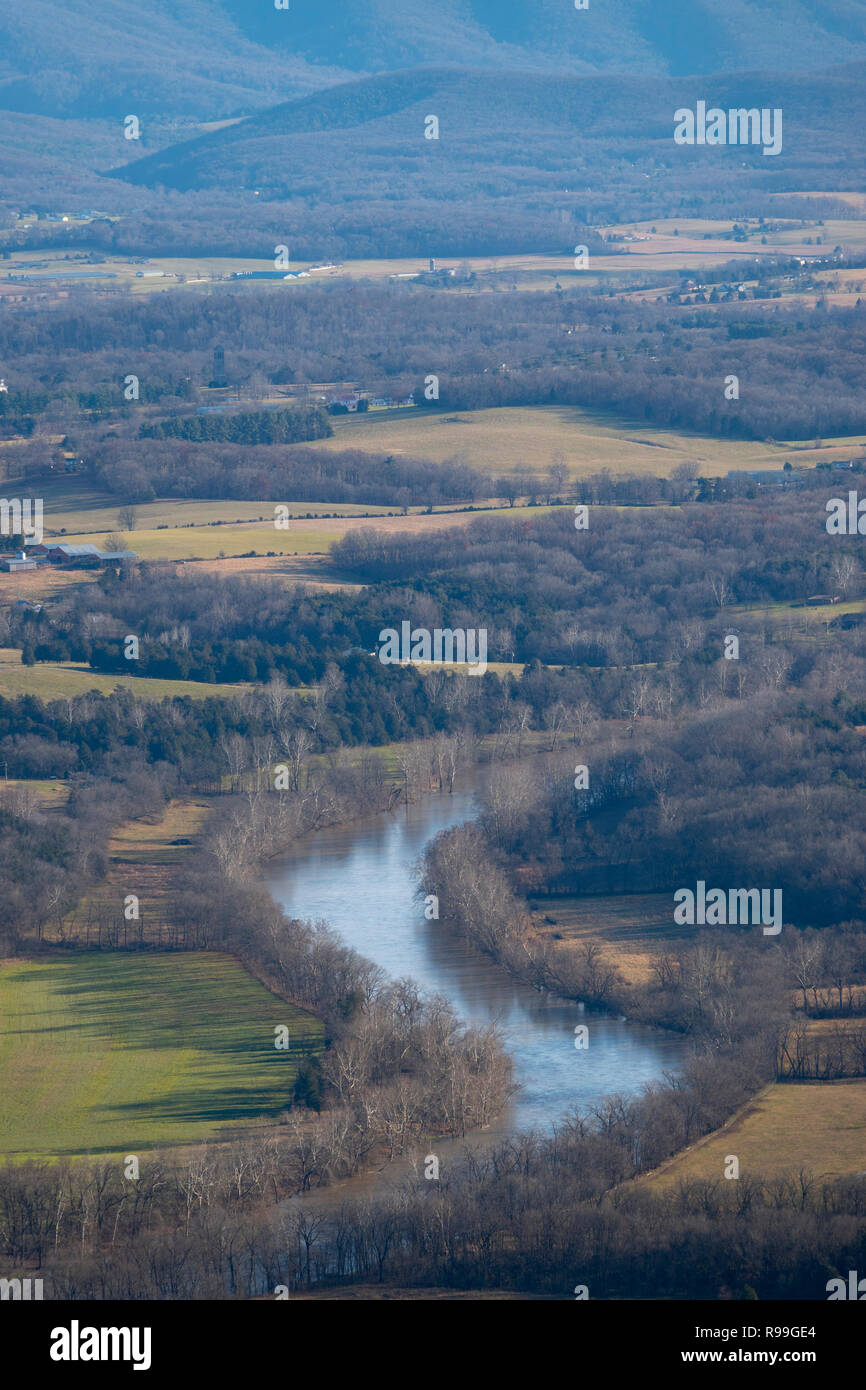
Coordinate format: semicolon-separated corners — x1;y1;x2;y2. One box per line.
264;778;683;1134
266;771;685;1136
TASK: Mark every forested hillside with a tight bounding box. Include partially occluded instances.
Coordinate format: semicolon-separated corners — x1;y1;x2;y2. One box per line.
3;282;866;454
113;62;866;247
4;0;866;120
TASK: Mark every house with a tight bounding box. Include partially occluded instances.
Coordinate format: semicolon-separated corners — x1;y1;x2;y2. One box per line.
806;594;840;607
2;549;38;572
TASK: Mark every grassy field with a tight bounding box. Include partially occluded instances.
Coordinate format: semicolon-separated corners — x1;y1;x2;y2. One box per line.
56;523;335;560
733;597;866;631
44;498;563;565
3;777;70;809
530;892;689;986
35;482;398;534
646;1082;866;1186
0;952;324;1159
26;480;561;567
314;405;860;479
0;648;250;701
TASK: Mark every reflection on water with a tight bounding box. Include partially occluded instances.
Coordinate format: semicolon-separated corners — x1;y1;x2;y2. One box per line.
266;781;685;1134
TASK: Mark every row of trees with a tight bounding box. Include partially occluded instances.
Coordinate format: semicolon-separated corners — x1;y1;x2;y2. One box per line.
8;1091;866;1298
139;405;331;446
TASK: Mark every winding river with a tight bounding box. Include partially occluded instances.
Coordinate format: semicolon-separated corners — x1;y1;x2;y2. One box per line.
266;773;685;1134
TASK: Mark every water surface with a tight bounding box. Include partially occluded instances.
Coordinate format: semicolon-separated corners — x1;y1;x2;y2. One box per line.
267;779;684;1133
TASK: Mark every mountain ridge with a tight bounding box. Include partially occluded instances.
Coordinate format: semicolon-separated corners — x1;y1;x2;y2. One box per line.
114;60;866;193
3;0;866;120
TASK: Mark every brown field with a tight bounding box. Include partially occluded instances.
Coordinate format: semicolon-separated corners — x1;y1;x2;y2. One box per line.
186;554;364;590
646;1082;866;1186
314;405;863;479
0;567;92;606
55;522;334;560
530;891;688;986
67;798;211;944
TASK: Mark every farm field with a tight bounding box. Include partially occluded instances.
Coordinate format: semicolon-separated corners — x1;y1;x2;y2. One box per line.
34;483;400;535
68;797;211;946
0;566;90;607
5;217;863;295
0;952;324;1159
734;597;866;628
104;797;209;888
183;553;363;590
315;405;864;479
24;480;567;566
56;523;334;560
0;648;250;701
529;892;689;986
645;1082;866;1186
604;216;866;256
52;504;562;562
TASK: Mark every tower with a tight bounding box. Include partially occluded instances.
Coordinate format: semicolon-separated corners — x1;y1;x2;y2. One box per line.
211;345;227;388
